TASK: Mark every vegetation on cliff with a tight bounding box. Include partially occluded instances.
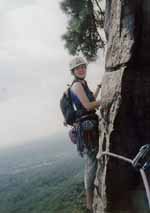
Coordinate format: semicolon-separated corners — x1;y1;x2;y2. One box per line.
60;0;104;61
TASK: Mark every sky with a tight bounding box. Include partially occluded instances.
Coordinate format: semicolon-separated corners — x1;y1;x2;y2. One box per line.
0;0;105;149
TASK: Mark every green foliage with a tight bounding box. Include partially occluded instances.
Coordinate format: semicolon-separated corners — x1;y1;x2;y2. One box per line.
0;139;85;213
60;0;104;61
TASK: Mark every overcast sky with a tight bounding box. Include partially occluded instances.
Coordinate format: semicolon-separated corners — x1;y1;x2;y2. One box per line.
0;0;105;149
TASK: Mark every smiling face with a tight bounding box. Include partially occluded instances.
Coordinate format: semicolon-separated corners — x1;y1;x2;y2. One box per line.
73;64;87;79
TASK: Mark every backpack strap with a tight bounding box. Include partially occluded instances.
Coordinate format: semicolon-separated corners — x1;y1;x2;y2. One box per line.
70;79;88;111
68;88;77;111
71;79;86;87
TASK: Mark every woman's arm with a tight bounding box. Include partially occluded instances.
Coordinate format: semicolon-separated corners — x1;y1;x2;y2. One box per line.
71;82;101;111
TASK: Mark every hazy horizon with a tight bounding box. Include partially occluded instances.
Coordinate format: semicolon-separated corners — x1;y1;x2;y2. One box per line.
0;0;105;149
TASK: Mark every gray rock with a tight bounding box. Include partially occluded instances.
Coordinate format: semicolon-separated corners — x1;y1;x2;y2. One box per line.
95;1;150;212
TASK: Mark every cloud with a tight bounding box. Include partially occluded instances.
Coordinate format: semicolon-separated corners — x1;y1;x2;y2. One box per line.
0;1;66;43
0;0;105;148
0;1;68;97
0;0;36;13
0;95;56;147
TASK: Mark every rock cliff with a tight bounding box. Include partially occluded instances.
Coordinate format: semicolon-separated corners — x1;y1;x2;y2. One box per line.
95;1;150;212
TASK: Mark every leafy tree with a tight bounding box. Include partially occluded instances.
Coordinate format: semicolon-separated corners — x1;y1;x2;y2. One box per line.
60;0;104;61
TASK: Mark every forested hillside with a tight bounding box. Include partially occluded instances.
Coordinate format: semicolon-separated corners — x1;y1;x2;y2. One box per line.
0;134;85;213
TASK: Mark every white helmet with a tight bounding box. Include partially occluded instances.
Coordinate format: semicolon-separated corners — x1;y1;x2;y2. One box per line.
69;56;87;71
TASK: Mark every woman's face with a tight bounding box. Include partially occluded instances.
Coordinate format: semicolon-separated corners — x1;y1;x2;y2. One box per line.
73;64;87;79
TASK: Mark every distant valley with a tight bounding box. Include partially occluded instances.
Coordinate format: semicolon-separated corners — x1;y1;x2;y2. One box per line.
0;133;85;213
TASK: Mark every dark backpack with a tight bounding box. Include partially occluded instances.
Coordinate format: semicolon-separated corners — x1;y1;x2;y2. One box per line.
60;87;76;126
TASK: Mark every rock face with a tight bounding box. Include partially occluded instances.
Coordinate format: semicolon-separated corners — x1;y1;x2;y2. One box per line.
94;1;150;212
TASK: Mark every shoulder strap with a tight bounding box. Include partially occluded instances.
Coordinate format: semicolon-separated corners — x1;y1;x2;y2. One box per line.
68;88;78;111
71;79;86;88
